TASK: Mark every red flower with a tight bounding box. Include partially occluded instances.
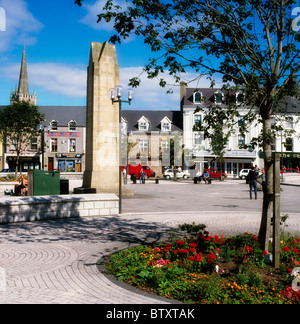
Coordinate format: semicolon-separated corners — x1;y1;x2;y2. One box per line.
244;245;253;253
189;243;197;248
195;254;202;262
176;240;185;246
189;248;196;253
283;247;290;252
180;249;189;254
262;250;268;256
292;249;299;254
174;249;179;254
207;254;217;264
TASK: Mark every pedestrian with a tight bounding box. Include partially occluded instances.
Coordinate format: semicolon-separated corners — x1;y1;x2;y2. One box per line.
139;170;146;184
248;166;258;200
260;168;266;193
196;170;202;183
203;169;210;184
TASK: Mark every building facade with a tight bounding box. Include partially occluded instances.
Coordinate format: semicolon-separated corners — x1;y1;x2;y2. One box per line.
181;82;300;178
121;110;183;176
1;47;86;174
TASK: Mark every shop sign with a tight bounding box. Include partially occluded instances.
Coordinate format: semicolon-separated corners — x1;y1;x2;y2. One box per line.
48;132;81;137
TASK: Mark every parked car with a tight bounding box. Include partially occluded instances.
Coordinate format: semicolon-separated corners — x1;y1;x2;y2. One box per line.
280;168;300;174
1;168;16;173
127;165;156;179
163;169;191;180
239;169;252;180
207;168;228;179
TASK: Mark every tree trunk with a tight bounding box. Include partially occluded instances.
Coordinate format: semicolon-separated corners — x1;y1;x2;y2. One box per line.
258;117;274;251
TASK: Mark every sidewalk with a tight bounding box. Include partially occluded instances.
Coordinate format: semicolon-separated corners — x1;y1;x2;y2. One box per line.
0;180;299;304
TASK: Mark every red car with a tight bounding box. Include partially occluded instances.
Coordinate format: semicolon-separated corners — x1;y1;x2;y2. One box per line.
207;168;228;179
127;165;156;179
280;168;300;174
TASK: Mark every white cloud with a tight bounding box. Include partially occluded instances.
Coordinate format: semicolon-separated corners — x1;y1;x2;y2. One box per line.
80;0;121;31
0;0;43;51
120;67;220;110
1;60;222;108
0;62;87;98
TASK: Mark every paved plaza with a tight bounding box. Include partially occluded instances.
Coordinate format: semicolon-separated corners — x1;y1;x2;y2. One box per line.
0;179;299;304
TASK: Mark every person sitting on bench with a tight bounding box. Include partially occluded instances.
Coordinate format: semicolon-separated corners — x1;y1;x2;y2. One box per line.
203;170;210;184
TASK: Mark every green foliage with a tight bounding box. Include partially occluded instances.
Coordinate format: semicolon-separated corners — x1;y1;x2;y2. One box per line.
0;101;44;173
106;228;300;304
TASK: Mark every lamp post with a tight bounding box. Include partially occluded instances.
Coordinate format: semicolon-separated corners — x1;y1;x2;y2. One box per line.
109;86;134;214
38;124;45;171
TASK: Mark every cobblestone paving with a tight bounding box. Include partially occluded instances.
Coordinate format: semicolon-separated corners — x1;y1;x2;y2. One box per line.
1;180;300;304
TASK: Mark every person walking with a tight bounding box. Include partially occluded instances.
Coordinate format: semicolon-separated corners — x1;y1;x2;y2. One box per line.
248;166;258;200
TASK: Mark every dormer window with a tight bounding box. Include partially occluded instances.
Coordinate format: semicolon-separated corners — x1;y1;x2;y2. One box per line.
138;116;150;131
68;120;77;131
193;90;203;104
161;116;172;132
51;120;58;130
214;91;223;105
236;92;244;105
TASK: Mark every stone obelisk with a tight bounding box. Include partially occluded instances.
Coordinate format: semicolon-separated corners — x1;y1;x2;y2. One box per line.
82;42;120;194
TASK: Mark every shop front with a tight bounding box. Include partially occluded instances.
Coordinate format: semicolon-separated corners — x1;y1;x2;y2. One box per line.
6;155;40;172
273;152;300;170
55;154;83;172
192;150;257;178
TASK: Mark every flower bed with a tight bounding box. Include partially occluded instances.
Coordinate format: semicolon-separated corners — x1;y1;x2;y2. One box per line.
106;229;300;304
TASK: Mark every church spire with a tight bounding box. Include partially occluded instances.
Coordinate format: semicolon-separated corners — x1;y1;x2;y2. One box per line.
18;45;29;95
10;45;36;105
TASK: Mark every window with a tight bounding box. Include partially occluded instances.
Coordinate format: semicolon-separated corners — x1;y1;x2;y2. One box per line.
285;138;293;152
30;138;38;151
194;134;202;145
215;91;223;105
139;122;148;131
193;91;203;104
10;138;17;151
51;120;58;130
236;92;244;105
238;116;245;127
68;120;76;131
69;139;76;153
161;116;172;132
51;138;58;152
139;140;149;153
161;140;169;150
138;116;150;131
285;117;294;129
194;115;202;127
162;122;171;132
238;135;246;146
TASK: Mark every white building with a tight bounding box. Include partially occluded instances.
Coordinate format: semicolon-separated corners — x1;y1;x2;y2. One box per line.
180;82;300;178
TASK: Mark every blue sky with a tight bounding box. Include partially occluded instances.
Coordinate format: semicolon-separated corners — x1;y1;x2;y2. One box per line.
0;0;209;110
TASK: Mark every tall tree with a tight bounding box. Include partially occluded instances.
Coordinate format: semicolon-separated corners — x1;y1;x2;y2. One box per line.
0;101;44;177
76;0;300;249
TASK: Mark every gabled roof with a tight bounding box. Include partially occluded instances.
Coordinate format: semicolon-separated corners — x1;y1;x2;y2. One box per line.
121;110;182;132
184;87;300;113
39;106;86;127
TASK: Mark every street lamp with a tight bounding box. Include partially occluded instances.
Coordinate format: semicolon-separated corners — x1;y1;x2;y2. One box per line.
38;124;45;171
109;85;134;214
